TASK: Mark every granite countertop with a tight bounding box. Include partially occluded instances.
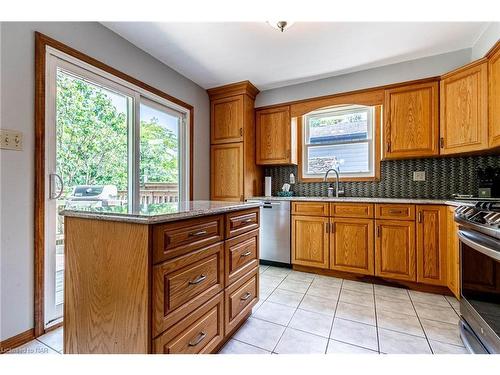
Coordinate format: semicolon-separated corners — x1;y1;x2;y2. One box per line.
248;196;468;207
60;200;261;224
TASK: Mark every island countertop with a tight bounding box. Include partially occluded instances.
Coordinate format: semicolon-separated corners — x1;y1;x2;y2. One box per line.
60;200;261;224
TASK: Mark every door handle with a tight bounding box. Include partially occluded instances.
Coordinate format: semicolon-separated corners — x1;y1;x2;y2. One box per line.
49;173;64;200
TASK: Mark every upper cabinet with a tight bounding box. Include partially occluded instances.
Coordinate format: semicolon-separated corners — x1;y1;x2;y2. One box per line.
440;60;489;155
255;106;297;165
383;81;439;159
210;95;244;144
488;43;500;149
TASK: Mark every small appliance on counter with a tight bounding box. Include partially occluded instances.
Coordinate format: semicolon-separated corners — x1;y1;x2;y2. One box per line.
477;167;500;198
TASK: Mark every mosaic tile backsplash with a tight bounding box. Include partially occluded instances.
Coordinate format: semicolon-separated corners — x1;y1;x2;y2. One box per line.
264;155;500;199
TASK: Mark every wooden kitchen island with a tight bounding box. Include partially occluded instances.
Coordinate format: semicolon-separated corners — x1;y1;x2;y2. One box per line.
60;201;260;354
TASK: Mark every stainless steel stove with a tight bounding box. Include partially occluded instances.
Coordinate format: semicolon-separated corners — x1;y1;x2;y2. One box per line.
455;200;500;354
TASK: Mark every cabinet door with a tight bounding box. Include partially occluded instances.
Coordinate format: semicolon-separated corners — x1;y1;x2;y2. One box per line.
446;207;460;299
330;218;374;276
383;81;439;159
416;205;447;286
488;43;500;148
211;95;244;144
291;215;329;269
210;143;243;201
440;61;488;154
256;106;295;165
375;220;416;281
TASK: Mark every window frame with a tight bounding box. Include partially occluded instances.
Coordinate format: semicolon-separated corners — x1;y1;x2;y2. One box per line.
298;104;381;182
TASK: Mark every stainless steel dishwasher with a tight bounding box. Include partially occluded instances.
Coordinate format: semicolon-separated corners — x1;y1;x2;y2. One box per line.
247;199;291;266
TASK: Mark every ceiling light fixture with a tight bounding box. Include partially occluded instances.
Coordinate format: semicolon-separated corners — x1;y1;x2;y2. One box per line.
267;21;294;32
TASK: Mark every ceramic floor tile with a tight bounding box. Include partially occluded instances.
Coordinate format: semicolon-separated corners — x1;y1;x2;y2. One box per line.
267;288;304;308
339;288;375;308
330;318;378;351
259;265;269;274
376;309;425;337
409;290;450;307
335;302;376;325
299;294;337;316
312;276;343;287
342;280;374;295
414;302;459;324
260;274;285;290
277;278;311;294
306;284;340;300
429;340;469;354
219;339;271;354
420;318;463;346
259;286;273;300
375;294;417;316
36;327;63;352
253;301;296;326
6;340;58;354
378;328;432;354
326;340;378;354
289;309;333;338
274;328;328;354
252;299;264;313
374;284;410;301
445;295;460;311
262;266;291;278
233;317;286;352
285;271;315;283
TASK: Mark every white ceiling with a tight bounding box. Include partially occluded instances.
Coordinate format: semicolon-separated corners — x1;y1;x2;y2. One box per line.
103;22;489;91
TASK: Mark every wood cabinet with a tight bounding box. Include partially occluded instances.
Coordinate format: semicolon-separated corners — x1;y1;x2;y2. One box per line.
446;207;460;299
383;81;439;159
375;220;416;282
416;205;447;286
330;203;374;218
256;105;297;165
291;215;329;269
330;218;374;275
292;201;329;216
440;60;489;154
208;81;262;201
376;204;415;221
488;42;500;148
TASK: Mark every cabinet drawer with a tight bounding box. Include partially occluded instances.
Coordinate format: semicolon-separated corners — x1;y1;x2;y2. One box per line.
152;243;224;337
153;215;224;263
225;208;260;238
330;203;374;218
153;293;224;354
225;229;259;286
225;267;259;335
291;202;329;216
376;204;415;220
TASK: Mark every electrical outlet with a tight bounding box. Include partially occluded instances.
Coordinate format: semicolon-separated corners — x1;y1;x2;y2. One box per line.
0;129;23;151
413;171;426;182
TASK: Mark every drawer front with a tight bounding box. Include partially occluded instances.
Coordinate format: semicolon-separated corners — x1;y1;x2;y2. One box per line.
330;203;374;218
291;202;329;216
153;243;224;337
225;229;259;286
376;204;415;220
153;215;224;263
225;208;260;238
225;267;259;335
153;293;224;354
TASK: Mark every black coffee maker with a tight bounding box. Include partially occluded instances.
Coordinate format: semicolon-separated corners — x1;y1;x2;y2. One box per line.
477;167;500;198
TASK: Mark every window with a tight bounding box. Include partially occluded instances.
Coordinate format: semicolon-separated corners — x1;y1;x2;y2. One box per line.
302;105;377;180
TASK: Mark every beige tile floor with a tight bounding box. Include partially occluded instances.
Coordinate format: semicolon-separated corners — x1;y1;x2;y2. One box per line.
7;266;468;355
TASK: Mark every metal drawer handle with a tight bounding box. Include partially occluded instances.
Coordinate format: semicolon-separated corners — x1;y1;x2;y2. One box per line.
188;331;207;347
241;218;253;223
240;292;252;301
188;274;207;285
241;251;252;257
388;209;404;214
189;230;207;237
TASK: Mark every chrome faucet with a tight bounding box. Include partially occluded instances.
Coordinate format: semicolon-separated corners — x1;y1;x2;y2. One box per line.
323;168;344;198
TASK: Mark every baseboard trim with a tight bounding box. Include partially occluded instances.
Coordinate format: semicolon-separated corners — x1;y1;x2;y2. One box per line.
0;328;35;354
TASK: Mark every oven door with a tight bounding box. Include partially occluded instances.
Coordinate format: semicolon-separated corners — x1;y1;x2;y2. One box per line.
459;229;500;353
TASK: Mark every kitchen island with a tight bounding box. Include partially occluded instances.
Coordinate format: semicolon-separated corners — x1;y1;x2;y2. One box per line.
60;200;261;354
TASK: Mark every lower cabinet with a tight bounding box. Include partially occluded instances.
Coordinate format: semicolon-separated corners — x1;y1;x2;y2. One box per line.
375;220;416;281
446;207;460;298
291;215;329;268
330;218;374;276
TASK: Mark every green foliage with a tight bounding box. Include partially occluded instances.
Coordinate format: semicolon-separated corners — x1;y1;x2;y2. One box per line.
56;71;178;193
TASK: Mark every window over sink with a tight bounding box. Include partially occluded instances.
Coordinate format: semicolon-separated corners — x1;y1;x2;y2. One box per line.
301;104;380;181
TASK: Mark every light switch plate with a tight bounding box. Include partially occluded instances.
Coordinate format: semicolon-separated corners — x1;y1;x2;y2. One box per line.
0;129;23;151
413;171;426;182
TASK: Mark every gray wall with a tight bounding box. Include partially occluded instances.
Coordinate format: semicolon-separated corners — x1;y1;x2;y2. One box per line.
0;22;210;340
255;49;472;107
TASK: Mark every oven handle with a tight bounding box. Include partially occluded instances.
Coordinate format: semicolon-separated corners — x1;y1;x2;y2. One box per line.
458;230;500;261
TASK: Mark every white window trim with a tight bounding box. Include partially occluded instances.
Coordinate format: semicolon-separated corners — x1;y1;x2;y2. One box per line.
302;105;375;179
